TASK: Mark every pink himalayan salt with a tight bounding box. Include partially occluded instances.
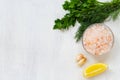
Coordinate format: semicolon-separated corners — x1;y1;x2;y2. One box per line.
83;23;114;56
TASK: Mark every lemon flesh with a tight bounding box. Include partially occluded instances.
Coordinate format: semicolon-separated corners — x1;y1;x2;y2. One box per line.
83;63;108;78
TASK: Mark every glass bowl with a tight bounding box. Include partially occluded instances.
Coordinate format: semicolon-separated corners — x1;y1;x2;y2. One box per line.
82;23;114;56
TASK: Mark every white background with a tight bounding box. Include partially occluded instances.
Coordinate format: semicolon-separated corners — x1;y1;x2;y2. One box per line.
0;0;120;80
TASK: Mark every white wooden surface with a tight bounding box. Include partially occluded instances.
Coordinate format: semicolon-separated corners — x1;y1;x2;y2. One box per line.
0;0;120;80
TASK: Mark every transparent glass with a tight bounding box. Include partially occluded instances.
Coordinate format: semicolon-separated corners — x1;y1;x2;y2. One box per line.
82;23;114;56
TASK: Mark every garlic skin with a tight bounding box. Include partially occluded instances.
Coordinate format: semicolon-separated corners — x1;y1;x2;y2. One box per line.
76;54;87;66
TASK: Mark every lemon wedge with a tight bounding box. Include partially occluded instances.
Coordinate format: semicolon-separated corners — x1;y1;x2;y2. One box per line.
83;63;108;78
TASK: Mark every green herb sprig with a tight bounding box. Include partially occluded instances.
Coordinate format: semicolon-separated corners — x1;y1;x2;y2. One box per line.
53;0;120;42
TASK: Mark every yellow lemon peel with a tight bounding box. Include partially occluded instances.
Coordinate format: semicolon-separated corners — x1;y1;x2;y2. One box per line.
83;63;108;78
